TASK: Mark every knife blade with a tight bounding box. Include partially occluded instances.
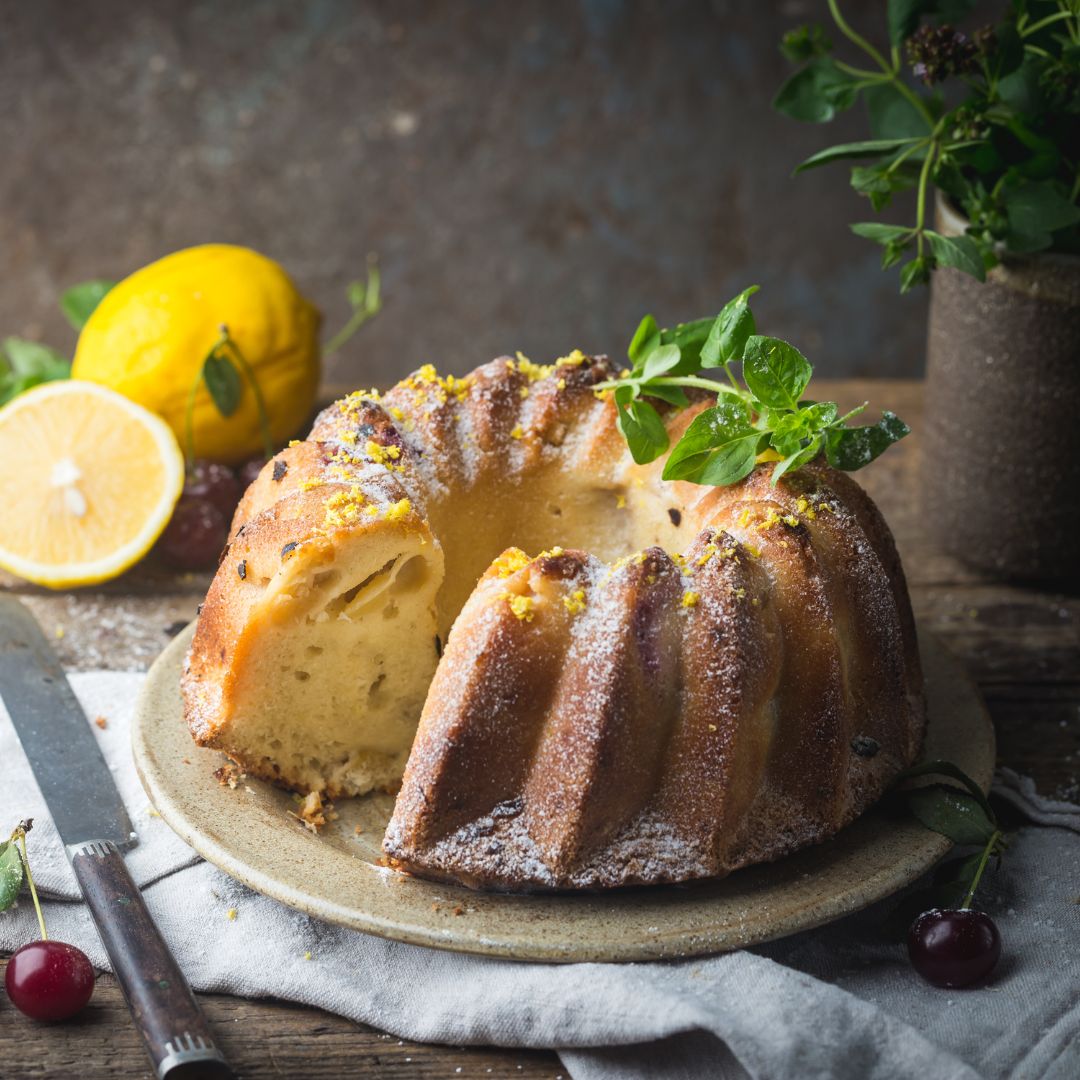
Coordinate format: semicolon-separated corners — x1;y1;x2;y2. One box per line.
0;596;233;1080
0;597;135;850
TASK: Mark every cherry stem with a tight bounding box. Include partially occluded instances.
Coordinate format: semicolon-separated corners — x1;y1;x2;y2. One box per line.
183;370;202;471
13;827;47;941
962;828;1001;910
219;326;274;461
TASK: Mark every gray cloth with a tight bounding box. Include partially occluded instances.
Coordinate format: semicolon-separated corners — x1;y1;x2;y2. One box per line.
2;673;1078;1080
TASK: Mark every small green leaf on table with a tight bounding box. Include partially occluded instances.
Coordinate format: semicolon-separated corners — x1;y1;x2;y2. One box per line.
60;279;117;331
0;839;24;911
906;785;997;847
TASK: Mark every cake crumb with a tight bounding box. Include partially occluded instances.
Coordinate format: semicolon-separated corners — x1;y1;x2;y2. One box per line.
214;762;245;789
291;791;328;833
93;715;108;729
226;908;237;921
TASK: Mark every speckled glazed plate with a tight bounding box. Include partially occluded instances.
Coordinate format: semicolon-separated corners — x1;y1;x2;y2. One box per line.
133;622;994;963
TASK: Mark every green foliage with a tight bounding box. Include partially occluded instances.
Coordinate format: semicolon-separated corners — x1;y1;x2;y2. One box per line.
0;338;71;407
598;286;908;486
0;839;23;912
777;0;1080;290
60;280;116;331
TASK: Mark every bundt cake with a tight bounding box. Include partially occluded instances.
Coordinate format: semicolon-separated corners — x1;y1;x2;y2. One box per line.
183;349;924;890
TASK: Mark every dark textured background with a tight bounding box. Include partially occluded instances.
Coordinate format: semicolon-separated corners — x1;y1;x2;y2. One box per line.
0;0;928;387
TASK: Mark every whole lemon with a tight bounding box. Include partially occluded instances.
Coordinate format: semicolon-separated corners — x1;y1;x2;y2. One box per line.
72;244;321;464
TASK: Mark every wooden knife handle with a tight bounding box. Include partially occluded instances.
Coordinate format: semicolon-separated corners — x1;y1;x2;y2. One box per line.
70;840;233;1080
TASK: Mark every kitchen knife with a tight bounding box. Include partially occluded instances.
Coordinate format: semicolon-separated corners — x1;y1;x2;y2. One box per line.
0;596;233;1079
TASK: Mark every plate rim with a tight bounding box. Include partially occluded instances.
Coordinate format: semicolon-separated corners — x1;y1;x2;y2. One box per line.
132;620;994;963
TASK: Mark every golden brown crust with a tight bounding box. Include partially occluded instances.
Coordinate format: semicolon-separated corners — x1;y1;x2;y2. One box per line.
185;350;924;886
383;453;925;890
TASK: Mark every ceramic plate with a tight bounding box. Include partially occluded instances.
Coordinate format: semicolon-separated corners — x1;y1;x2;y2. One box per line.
133;623;994;963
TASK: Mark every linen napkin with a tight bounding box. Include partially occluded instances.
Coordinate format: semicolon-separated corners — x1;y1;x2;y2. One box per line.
2;673;1079;1080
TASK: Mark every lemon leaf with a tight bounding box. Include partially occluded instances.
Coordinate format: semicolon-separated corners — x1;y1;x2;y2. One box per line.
203;351;243;418
0;840;24;912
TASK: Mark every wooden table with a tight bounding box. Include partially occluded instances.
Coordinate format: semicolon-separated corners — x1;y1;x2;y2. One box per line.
2;380;1077;1078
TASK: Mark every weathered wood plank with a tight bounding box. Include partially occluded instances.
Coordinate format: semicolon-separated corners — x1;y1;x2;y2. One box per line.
0;961;564;1080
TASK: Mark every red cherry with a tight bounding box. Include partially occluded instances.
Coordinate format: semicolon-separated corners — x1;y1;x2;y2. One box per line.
157;497;229;570
238;457;268;489
908;908;1001;988
5;940;94;1021
184;459;241;520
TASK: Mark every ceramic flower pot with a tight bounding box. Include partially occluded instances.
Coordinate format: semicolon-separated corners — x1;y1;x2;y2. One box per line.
922;196;1080;590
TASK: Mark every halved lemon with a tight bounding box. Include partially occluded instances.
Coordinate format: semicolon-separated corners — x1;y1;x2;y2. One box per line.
0;381;185;588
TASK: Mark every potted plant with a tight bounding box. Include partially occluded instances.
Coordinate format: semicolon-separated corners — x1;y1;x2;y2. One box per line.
773;0;1080;589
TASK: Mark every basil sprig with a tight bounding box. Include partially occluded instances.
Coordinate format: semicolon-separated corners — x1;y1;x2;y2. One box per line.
597;286;909;486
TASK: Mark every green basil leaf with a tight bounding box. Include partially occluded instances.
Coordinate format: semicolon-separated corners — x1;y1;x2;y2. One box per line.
906;784;997;846
899;255;932;292
851;163;917;212
642;383;689;408
628;315;660;366
825;410;910;470
881;238;912;269
663;424;761;486
742;336;812;411
642;343;682;381
60;279;116;331
662;401;758;486
773;58;858;124
1004;181;1080;238
925;231;986;281
795;138;921;174
865;83;929;140
0;840;23;912
615;396;669;465
659;318;715;373
850;222;914;244
2;338;69;380
700;286;759;368
203;351;243;418
780;24;832;64
771;433;823;485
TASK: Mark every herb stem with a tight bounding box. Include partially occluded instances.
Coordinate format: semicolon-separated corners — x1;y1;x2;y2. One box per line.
826;0;936;130
15;829;47;941
884;138;930;175
914;139;938;256
324;259;382;358
962;829;1001;909
826;0;891;74
595;376;746;398
1021;10;1074;37
183;370;202;470
833;59;884;80
221;328;274;460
